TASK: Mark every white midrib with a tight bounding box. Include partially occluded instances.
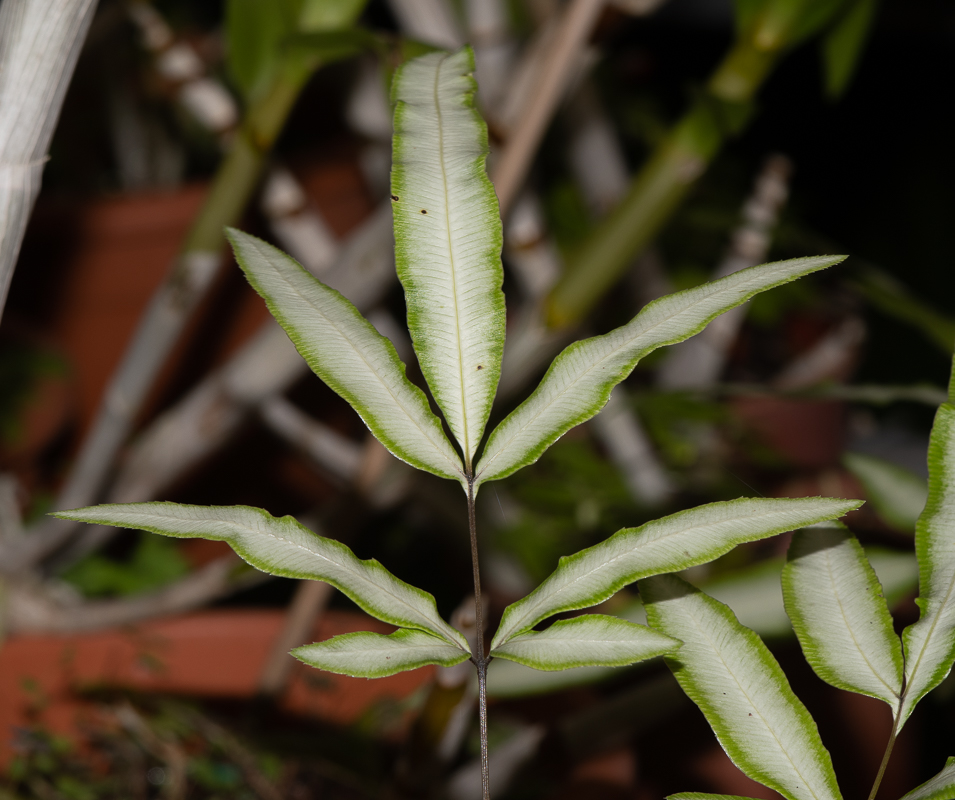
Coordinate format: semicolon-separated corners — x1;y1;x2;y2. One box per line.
474;280;758;482
820;545;901;701
432;55;473;471
475;262;828;484
687;604;835;800
116;508;467;651
246;238;463;480
495;503;842;645
901;414;955;720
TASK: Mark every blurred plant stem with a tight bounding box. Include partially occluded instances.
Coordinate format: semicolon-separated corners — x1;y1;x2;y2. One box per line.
545;0;840;327
182;72;306;253
0;0;100;324
491;0;606;216
9;46;340;573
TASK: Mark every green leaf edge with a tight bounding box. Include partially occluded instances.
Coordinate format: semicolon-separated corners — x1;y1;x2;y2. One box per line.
492;495;863;649
226;228;465;485
899;757;955;800
642;574;842;800
669;794;764;800
900;401;955;727
821;0;878;99
293;628;470;678
782;525;904;712
489;614;680;672
474;255;846;489
53;502;469;651
842;451;927;533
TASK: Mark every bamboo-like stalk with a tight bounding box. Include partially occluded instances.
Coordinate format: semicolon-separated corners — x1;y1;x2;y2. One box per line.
13;79;305;570
490;0;606;216
545;6;806;327
14;57;319;571
0;0;100;323
657;154;793;390
33;206;395;572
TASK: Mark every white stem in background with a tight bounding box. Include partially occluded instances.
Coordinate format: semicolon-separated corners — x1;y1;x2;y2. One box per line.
464;0;519;115
9;248;221;569
20;1;351;571
257;569;334;696
504;194;562;301
0;474;24;541
260;396;364;483
773;316;866;391
657;155;793;390
447;725;547;800
0;0;100;323
591;387;674;505
386;0;464;48
40;206;394;570
260;166;338;276
490;0;606;216
3;555;266;634
565;83;630;215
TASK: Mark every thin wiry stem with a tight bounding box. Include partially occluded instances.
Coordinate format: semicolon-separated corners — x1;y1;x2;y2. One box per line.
867;709;901;800
467;477;490;800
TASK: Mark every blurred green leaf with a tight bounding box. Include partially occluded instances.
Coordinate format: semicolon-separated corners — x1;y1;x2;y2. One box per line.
286;28;383;64
299;0;366;31
0;344;66;445
54;775;97;800
784;0;848;48
638;392;724;469
226;0;301;98
63;533;190;598
492;440;633;583
226;0;368;100
733;0;766;36
735;0;848;49
854;267;955;355
544;179;593;253
822;0;878;98
844;451;927;532
190;758;242;790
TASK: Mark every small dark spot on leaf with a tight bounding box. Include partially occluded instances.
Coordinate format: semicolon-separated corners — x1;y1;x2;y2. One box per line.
748;713;752;716
476;364;483;370
420;209;427;214
391;194;399;201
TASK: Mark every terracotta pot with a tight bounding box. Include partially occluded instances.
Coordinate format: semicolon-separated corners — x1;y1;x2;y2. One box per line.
0;608;434;766
731;396;847;469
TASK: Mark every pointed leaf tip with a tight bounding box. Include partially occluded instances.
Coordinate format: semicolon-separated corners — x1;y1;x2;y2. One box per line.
391;48;506;471
54;501;469;651
226;228;464;484
643;574;842;800
492;496;861;649
476;255;847;487
294;629;469;678
783;526;903;713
